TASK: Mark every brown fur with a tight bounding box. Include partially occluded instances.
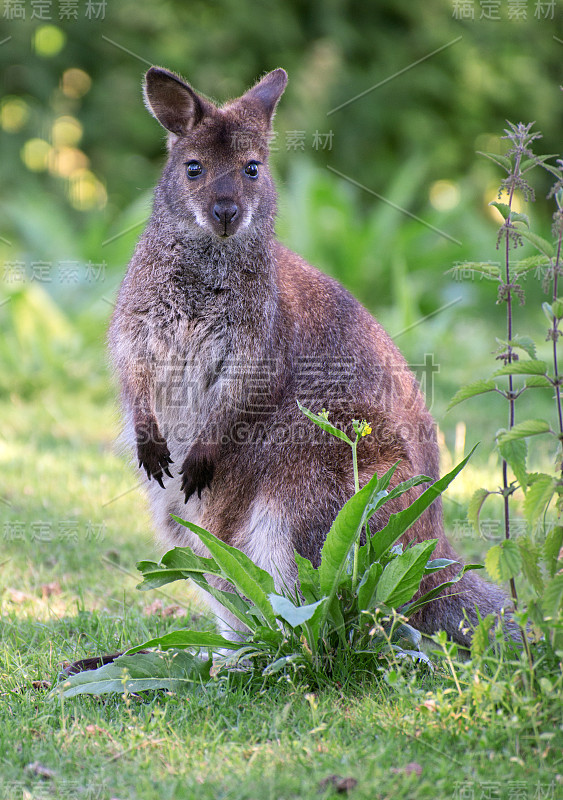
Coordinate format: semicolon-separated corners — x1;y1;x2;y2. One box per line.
108;67;513;647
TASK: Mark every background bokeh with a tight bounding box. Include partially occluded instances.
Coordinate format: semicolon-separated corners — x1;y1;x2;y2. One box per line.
0;2;561;571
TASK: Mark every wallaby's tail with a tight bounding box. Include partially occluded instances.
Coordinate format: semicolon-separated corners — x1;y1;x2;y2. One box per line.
411;568;520;649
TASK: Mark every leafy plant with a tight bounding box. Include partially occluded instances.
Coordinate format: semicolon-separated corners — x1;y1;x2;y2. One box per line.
448;122;563;657
57;405;476;697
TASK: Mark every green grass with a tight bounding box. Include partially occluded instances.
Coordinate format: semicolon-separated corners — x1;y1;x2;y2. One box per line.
1;660;559;800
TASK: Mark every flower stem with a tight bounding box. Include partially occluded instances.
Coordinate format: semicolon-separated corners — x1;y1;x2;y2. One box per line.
351;436;361;588
500;142;535;675
551;230;563;467
502;149;522;609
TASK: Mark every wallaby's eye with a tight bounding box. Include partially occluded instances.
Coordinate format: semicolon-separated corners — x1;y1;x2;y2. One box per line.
185;161;203;179
244;161;260;179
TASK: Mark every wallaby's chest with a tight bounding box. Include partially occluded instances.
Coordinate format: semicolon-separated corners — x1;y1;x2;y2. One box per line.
145;307;231;429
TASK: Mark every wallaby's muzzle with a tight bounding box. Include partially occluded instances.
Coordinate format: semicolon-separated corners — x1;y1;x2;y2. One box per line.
211;199;240;237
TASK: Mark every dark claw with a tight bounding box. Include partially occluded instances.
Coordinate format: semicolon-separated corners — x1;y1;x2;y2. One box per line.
179;443;216;503
137;426;172;489
180;472;196;503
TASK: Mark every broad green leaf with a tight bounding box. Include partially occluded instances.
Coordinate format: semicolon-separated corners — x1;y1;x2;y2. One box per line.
401;563;483;618
448;380;497;410
140;545;259;632
297;400;353;445
160;547;219;573
511;212;530;227
221;646;264;667
467;488;492;535
187;572;258;631
424;558;458;575
492;360;548;377
318;469;384;607
542;574;563;622
375;540;437;608
496;419;552;445
295;552;320;603
543;302;554;323
372;462;399;494
137;559;161;571
250;626;285;648
523;474;556;528
268;593;326;628
137;569;194;591
360;463;401;528
388;647;432;667
496;335;536;359
262;654;304;676
363;467;432;524
368;448;476;563
369;474;432;516
57;650;212;698
325;594;347;643
540;161;563;180
125;630;241;655
525;375;552;389
470;613;497;659
447;262;501;281
485;540;522;582
365;477;433;523
489;201;529;227
509;256;551;281
552;298;563;319
520;154;559;174
544;526;563;577
517;540;543;594
357;562;383;612
513;228;555;258
365;490;391;519
392;622;422;650
477;151;511;171
497;437;528;489
172;517;277;627
137;547;221;590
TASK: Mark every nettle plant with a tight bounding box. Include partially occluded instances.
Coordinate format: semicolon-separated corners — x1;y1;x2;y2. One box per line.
60;404;476;697
449;122;563;655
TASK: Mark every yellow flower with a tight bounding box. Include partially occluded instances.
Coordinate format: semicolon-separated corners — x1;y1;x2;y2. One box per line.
361;422;372;437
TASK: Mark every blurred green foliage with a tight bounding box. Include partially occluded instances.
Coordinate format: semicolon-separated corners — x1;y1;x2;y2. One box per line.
1;1;561;206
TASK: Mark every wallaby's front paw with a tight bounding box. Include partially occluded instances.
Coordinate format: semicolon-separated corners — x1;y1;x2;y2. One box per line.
179;442;216;502
136;421;173;489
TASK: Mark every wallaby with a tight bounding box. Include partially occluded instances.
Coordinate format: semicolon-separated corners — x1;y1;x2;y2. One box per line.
108;66;513;649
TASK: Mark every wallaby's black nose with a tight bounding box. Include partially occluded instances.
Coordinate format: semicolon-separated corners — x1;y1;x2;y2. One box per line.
213;201;238;226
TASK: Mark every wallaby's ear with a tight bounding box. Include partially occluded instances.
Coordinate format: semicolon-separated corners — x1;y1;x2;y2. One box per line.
239;68;288;127
144;67;214;136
